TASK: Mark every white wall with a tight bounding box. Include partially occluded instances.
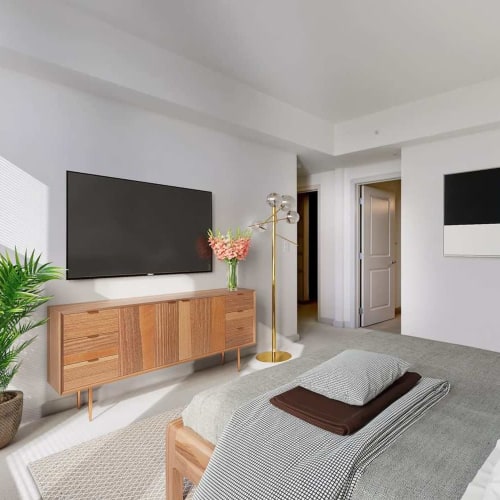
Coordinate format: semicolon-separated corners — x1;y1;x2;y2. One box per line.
299;170;339;324
402;129;500;352
0;67;297;422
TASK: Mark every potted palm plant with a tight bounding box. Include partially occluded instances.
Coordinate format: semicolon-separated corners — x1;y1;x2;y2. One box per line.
0;249;61;448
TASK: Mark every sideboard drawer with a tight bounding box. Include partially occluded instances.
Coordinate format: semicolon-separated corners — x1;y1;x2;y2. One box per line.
63;309;119;340
63;355;118;392
63;332;118;365
225;308;253;322
225;291;254;313
225;316;254;348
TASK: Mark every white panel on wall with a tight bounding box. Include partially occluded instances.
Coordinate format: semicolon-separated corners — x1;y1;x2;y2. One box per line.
444;224;500;257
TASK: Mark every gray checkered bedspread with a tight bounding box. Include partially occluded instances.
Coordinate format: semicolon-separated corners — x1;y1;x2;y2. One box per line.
192;375;449;499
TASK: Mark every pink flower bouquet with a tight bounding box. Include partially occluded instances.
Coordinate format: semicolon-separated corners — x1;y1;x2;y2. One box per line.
207;228;252;262
208;228;252;291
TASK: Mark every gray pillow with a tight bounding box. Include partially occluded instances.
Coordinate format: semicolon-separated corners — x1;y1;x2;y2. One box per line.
296;349;410;406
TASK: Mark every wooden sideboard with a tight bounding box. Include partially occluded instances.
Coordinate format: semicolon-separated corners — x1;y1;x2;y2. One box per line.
47;288;256;420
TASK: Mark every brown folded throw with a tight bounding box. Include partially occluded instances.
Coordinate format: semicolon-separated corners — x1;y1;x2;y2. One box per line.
270;371;422;435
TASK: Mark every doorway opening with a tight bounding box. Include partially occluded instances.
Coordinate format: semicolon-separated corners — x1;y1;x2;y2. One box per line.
297;190;318;322
357;179;401;334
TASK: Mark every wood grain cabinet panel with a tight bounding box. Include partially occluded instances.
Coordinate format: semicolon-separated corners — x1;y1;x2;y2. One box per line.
156;301;179;366
178;297;225;361
210;297;226;354
119;305;157;376
178;298;208;360
120;302;181;375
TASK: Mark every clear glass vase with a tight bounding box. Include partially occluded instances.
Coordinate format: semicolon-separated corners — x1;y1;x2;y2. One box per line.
227;259;238;291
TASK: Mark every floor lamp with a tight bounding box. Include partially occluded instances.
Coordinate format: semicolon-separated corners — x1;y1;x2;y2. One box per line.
252;193;300;363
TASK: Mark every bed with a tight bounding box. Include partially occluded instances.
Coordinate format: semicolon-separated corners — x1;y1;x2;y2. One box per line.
167;328;500;499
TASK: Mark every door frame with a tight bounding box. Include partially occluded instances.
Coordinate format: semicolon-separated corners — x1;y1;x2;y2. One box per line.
297;184;320;318
354;175;400;328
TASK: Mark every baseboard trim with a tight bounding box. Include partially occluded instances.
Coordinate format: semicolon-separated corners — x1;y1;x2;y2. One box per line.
332;320;346;328
318;316;334;326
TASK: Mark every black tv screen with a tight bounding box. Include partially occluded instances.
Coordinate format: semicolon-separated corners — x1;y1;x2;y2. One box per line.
67;171;212;279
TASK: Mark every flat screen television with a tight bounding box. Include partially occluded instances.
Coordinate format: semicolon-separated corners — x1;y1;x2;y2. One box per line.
66;171;212;279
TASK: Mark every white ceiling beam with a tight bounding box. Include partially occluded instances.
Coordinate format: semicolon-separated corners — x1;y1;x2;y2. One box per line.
334;77;500;155
0;0;335;157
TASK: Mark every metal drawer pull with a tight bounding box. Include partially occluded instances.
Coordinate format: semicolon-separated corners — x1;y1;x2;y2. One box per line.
87;334;99;339
87;358;100;363
88;310;99;314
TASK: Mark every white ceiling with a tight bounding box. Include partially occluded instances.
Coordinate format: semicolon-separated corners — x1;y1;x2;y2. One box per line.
64;0;500;123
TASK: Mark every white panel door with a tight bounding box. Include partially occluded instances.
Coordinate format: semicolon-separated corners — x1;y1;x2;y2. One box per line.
361;185;396;327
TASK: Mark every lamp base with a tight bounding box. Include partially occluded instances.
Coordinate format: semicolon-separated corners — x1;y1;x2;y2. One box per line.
256;351;292;363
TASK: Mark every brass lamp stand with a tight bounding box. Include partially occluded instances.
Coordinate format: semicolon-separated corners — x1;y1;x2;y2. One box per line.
252;193;300;363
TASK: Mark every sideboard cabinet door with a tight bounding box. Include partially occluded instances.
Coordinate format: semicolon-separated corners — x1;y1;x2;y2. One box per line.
119;305;155;376
178;297;225;360
119;302;180;376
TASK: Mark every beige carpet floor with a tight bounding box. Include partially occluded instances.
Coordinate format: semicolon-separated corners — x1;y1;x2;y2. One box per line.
28;407;189;500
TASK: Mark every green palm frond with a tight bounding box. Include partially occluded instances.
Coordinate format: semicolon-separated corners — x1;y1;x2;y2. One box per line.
0;248;62;393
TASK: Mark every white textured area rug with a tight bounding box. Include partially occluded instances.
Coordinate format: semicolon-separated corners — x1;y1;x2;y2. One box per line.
28;407;193;500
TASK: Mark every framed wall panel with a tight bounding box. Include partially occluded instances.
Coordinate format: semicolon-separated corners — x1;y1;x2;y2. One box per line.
444;167;500;257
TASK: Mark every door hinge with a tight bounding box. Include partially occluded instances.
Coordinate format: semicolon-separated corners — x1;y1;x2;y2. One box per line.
359;306;364;315
359;252;364;260
359;197;364;205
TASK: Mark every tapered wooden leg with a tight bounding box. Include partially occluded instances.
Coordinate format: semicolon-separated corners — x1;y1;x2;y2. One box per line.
221;351;225;365
88;387;93;421
76;391;81;409
237;348;241;372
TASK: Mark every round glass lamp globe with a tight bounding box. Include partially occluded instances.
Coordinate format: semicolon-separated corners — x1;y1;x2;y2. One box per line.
286;210;300;224
281;195;296;210
267;192;283;207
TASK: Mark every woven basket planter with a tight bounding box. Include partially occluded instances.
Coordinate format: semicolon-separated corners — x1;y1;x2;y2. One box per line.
0;391;23;449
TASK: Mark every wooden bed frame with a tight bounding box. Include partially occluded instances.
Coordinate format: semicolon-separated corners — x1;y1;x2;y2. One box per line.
166;417;214;500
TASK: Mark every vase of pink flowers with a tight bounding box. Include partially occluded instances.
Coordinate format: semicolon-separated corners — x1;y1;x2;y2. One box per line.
208;228;252;291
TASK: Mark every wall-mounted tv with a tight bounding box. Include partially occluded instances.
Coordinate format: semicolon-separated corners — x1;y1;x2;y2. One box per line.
67;171;212;279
